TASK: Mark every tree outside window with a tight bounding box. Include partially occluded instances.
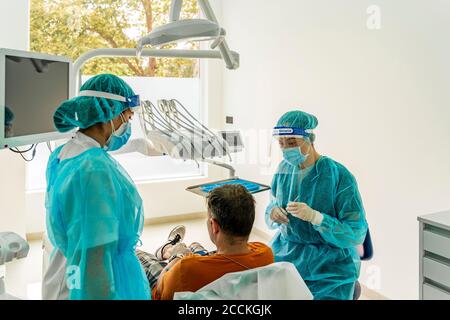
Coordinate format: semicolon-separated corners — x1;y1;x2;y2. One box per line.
30;0;200;78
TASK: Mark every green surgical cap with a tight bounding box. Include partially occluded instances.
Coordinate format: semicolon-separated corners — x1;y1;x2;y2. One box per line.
276;110;318;130
53;73;135;133
276;110;318;142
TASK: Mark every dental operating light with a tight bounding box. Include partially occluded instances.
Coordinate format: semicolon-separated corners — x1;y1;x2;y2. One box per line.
137;19;225;48
136;0;239;70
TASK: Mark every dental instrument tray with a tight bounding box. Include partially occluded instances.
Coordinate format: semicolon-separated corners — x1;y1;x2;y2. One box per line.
186;178;271;197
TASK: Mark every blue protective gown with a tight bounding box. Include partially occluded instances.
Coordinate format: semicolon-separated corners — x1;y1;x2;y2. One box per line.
265;156;368;300
45;146;151;300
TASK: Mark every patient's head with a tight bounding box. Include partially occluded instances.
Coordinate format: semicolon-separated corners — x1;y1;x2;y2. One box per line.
206;184;255;246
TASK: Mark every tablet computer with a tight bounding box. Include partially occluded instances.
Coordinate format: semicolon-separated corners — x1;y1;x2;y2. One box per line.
186;178;271;197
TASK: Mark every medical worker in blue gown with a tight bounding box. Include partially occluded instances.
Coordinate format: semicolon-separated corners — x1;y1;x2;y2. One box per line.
45;74;150;300
266;110;368;300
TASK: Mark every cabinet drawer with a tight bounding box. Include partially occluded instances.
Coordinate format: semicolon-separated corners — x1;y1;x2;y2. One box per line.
423;283;450;300
423;257;450;288
424;230;450;259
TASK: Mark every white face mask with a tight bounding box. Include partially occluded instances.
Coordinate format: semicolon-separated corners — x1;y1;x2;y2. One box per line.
281;139;312;167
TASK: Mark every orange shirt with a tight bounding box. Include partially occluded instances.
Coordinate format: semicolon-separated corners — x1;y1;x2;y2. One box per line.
152;242;274;300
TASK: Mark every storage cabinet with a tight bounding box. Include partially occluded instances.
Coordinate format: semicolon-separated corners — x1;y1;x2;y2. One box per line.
418;211;450;300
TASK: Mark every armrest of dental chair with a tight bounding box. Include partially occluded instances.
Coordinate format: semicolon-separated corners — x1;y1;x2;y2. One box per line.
353;229;374;300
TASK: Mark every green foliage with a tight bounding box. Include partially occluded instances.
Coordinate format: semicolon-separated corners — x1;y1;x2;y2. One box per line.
30;0;199;77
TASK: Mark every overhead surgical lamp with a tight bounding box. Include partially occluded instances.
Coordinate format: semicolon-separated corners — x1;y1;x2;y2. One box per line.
137;19;226;49
136;0;239;70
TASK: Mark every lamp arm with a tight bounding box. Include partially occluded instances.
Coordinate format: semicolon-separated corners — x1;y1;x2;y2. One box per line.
170;0;183;22
197;0;239;69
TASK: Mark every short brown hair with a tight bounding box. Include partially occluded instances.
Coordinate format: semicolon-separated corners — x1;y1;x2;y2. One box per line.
206;184;255;237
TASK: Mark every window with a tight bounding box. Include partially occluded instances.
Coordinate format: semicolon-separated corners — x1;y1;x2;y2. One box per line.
26;0;204;191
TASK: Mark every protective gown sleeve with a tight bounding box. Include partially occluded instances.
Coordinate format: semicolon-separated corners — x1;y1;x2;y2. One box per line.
313;171;368;249
68;169;120;300
265;175;282;230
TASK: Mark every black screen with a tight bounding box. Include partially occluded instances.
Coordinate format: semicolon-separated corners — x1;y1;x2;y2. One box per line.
4;55;69;138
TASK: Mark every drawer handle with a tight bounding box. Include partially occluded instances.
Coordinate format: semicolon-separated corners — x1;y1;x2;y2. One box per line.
424;252;450;266
424;225;450;238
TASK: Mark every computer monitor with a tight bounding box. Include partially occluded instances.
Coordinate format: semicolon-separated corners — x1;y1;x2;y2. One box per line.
0;48;75;149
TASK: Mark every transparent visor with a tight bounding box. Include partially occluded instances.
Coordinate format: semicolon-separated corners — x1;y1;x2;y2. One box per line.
78;90;141;110
263;127;313;175
272;127;312;147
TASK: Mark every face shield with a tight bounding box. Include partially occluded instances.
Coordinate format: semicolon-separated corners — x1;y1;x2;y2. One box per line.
78;89;144;138
78;90;141;110
265;126;314;175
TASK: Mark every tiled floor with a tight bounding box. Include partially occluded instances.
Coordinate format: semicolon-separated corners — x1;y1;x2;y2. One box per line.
4;218;267;300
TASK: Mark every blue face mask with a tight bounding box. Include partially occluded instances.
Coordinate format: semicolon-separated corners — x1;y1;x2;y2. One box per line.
105;120;132;152
283;147;308;166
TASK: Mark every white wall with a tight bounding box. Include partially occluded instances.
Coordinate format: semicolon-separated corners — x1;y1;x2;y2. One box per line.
220;0;450;299
0;0;29;50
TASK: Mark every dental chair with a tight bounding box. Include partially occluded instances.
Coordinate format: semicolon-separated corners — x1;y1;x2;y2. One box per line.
0;232;30;300
174;262;313;300
353;229;374;300
173;231;373;300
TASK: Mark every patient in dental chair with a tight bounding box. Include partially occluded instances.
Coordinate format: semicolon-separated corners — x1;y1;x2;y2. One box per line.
136;184;274;300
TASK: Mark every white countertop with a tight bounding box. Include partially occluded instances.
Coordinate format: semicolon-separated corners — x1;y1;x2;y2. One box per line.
418;210;450;231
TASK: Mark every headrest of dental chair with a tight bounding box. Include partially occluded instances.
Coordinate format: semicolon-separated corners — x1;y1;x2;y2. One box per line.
174;262;314;300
